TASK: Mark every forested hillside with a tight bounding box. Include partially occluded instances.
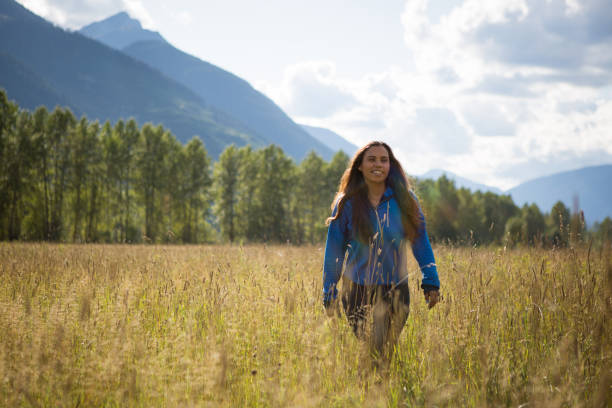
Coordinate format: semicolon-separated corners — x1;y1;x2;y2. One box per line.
2;91;610;245
0;0;264;157
81;12;334;161
507;165;612;225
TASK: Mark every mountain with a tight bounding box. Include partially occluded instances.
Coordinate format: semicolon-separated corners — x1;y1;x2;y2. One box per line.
80;13;333;161
507;165;612;224
0;0;267;157
79;12;166;49
300;124;357;156
419;169;503;194
0;51;71;111
420;165;612;223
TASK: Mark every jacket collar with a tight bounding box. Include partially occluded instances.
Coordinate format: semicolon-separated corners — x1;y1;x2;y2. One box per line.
380;186;394;203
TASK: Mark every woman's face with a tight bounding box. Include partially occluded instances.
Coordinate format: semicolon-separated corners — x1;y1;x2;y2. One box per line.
358;145;390;186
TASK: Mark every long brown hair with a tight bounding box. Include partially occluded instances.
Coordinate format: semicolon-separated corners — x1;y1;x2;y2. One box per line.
326;141;421;243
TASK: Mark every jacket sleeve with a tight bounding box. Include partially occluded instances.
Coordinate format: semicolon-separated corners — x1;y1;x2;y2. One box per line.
410;194;441;290
322;202;349;304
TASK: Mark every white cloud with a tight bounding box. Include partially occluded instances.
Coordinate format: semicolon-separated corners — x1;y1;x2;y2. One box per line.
272;0;612;189
410;107;472;153
18;0;70;25
122;0;155;29
461;100;516;136
270;61;358;118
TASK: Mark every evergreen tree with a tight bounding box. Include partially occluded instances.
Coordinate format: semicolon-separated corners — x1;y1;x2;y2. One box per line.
548;201;570;247
569;209;586;245
296;151;327;243
136;124;170;242
456;188;483;244
101;121;121;241
0;91;19;240
324;150;349;208
213;144;241;243
504;216;523;247
162;134;183;242
235;146;259;241
479;192;519;245
46;107;76;241
118;119;140;242
24;105;50;240
69;118;101;242
421;175;459;243
2;110;34;239
85;122;104;242
176;137;211;243
522;203;546;245
250;145;295;242
592;217;612;246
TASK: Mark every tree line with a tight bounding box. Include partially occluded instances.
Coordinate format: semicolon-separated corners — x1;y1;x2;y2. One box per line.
0;90;347;244
1;90;611;246
417;175;611;247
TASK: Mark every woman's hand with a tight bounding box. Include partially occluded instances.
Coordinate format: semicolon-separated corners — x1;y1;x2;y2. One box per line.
424;290;439;309
324;298;342;318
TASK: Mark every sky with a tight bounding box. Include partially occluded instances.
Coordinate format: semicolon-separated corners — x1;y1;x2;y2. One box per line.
15;0;612;190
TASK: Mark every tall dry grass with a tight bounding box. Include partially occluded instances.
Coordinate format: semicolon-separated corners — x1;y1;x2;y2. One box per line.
0;243;610;406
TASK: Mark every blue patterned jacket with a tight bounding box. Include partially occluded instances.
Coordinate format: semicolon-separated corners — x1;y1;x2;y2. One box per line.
323;187;440;303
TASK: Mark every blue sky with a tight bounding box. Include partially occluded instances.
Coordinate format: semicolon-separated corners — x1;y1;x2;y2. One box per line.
16;0;612;190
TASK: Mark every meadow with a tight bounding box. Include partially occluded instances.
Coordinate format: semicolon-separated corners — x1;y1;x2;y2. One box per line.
0;243;610;407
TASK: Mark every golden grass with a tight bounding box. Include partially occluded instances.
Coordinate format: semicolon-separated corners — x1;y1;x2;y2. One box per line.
0;243;610;407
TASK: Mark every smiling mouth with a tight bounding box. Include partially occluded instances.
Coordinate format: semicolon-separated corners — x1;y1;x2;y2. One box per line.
372;170;383;175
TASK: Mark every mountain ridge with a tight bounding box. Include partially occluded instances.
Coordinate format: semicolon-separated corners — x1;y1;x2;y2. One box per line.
79;12;166;49
1;3;332;159
419;169;503;194
0;0;265;157
506;164;612;224
299;124;357;156
80;12;334;161
419;165;612;223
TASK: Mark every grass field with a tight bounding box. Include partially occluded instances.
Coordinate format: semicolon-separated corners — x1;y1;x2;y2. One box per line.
0;243;610;407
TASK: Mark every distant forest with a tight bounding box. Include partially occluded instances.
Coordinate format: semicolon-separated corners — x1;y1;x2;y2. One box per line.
1;90;611;246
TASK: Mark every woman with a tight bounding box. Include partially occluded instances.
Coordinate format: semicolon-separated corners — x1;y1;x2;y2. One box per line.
322;141;440;357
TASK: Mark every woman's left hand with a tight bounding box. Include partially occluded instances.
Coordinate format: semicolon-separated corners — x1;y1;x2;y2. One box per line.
424;290;439;309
